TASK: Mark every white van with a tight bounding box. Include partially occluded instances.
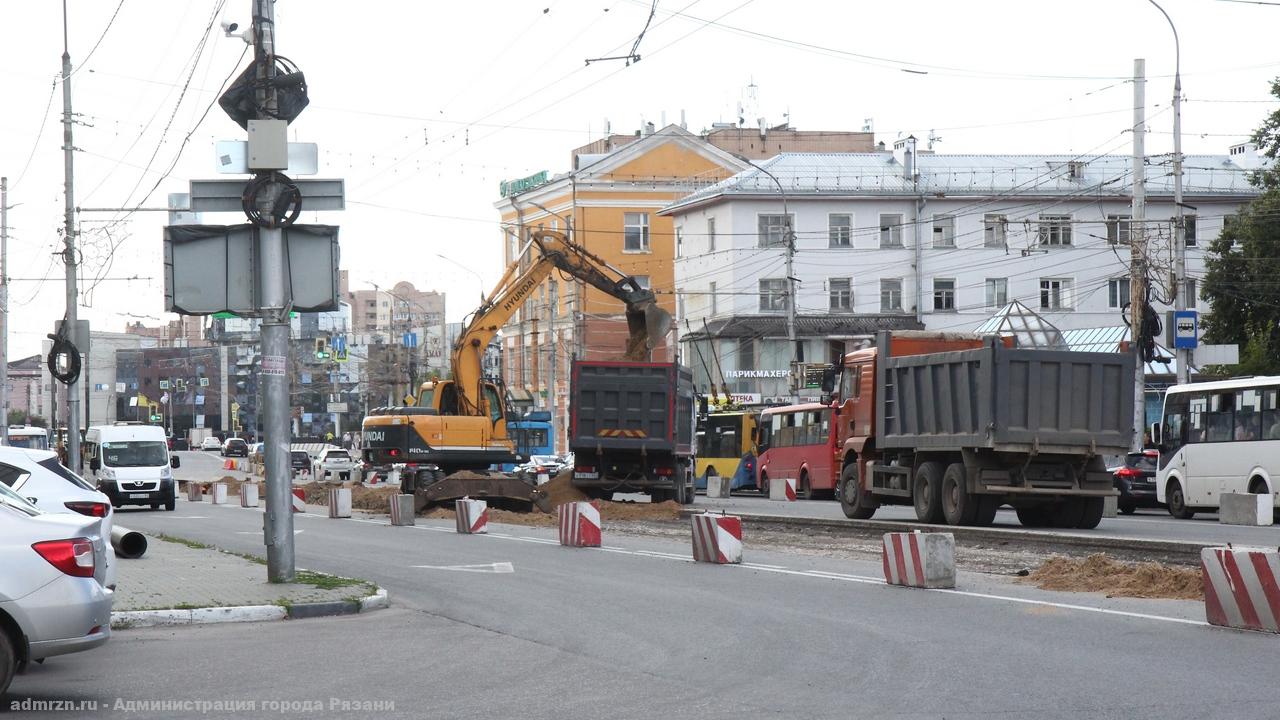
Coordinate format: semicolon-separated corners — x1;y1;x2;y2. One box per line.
83;423;180;510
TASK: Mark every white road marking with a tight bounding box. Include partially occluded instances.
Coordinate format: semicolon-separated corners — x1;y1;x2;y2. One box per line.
413;562;514;574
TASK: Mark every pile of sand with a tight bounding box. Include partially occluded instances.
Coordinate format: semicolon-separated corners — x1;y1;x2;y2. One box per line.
1019;553;1203;600
538;471;589;507
298;481;399;510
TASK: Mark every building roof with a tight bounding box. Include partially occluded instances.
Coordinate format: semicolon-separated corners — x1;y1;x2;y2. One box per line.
974;300;1067;349
682;313;923;341
1060;325;1189;377
663;151;1258;214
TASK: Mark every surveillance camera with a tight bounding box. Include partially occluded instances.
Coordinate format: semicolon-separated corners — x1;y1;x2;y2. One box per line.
220;19;239;35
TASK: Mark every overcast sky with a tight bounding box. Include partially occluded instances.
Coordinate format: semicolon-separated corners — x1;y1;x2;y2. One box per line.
1;0;1276;358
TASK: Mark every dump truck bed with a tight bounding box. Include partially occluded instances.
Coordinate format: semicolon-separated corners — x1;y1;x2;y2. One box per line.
569;361;695;454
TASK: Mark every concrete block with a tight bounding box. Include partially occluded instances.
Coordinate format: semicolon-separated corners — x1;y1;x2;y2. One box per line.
1219;493;1274;526
706;473;731;499
769;476;797;501
558;501;602;547
882;531;955;589
210;483;228;505
240;483;259;507
1103;495;1118;518
691;513;742;564
328;488;352;518
390;494;415;526
186;482;203;502
455;498;488;534
1201;545;1280;632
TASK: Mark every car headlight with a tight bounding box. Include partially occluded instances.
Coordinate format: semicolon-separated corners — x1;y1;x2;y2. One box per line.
101;467;116;479
161;467;173;480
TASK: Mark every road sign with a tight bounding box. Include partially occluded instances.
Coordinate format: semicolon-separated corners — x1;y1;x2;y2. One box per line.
402;332;418;348
159;380;170;390
199;377;210;387
1173;310;1199;350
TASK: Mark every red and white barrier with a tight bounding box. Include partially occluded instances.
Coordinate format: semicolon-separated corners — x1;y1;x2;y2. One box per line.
390;494;415;526
328;488;352;518
1201;546;1280;633
186;482;203;502
291;488;306;513
210;483;228;505
240;483;259;507
882;531;955;589
769;476;797;501
455;498;489;534
558;501;602;547
691;513;742;564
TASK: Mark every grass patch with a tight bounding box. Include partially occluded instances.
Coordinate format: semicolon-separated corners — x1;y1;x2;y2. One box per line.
152;533;214;551
292;570;366;590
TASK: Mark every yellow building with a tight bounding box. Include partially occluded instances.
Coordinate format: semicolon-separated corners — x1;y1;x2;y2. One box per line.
494;125;749;452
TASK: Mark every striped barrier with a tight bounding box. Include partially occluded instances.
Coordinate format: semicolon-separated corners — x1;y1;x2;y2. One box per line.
328;488;352;518
390;494;415;526
882;531;955;589
769;477;797;502
210;483;228;505
691;513;742;564
1201;546;1280;633
455;498;489;534
240;483;259;507
186;482;202;502
559;502;602;547
291;488;306;513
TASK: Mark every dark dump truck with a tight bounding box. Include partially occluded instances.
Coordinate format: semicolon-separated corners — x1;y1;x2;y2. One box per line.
833;331;1135;529
569;360;697;504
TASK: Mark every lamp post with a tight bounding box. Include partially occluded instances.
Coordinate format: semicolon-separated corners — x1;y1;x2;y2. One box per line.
1149;0;1188;383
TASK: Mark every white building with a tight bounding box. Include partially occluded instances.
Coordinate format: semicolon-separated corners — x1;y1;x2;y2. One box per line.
663;141;1260;401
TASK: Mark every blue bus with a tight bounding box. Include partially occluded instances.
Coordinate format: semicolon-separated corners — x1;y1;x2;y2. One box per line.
497;411;555;471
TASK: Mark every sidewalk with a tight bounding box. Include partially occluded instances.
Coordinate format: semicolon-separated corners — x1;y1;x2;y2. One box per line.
110;534;387;628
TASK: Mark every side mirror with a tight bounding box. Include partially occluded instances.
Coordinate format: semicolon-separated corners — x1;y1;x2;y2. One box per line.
1149;422;1161;448
26;497;38;505
89;457;101;471
170;455;181;469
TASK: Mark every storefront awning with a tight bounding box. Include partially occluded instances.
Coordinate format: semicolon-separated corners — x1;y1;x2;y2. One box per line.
681;314;923;341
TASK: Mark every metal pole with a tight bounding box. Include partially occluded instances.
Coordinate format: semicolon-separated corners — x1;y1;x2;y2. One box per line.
1;177;8;443
548;280;558;454
1150;0;1189;384
1131;59;1149;452
61;1;81;470
253;0;294;582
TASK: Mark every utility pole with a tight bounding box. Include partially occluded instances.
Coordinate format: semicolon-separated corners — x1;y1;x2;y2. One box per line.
1;177;8;444
1131;59;1149;452
61;1;82;470
548;280;558;454
253;0;295;582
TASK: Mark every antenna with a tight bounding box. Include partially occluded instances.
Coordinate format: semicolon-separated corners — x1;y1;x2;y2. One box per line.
927;129;942;150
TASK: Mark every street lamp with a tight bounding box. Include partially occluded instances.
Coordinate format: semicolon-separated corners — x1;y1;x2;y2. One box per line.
1149;0;1188;383
434;253;487;304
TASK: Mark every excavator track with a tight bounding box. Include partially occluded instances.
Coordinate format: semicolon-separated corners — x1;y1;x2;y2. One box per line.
408;469;551;513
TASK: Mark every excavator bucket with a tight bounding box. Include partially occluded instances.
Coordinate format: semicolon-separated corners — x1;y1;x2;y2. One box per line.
624;301;672;360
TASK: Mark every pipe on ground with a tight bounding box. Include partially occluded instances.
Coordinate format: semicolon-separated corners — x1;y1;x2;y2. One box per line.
111;525;148;559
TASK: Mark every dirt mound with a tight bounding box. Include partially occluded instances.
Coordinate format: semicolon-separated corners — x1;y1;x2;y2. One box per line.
1019;553;1203;600
417;497;682;526
538;470;588;507
297;481;398;510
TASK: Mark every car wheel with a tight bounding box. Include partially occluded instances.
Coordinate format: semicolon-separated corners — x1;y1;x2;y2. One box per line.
0;627;14;697
1166;480;1195;519
165;498;176;511
912;461;945;524
1119;502;1137;515
150;503;160;510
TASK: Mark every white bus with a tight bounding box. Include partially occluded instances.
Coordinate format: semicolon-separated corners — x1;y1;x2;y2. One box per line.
3;425;50;451
1156;376;1280;520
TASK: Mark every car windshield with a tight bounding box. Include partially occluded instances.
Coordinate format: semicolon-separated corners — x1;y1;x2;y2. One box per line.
7;434;49;450
0;481;40;515
228;440;246;447
102;441;169;468
38;458;96;491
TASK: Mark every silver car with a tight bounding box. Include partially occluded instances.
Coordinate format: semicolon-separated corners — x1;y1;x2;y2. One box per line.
0;483;112;696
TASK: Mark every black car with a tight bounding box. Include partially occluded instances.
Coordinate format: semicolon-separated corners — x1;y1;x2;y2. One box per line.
290;450;311;473
1110;450;1160;514
222;438;249;458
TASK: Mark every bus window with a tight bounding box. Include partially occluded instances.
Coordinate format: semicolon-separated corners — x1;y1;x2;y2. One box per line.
1163;393;1189;453
718;431;738;458
1236;389;1262;441
1207;392;1234;443
1188;394;1207;444
1265;390;1280;440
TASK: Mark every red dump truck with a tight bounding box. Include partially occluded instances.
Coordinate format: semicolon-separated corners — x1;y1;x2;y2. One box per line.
569;360;697;504
830;331;1134;529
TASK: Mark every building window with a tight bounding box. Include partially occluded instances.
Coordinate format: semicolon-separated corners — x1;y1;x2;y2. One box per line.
1038;214;1072;246
1106;214;1133;245
984;214;1007;248
758;214;793;249
932;278;956;311
829;214;853;248
1181;214;1197;247
633;275;650;290
985;278;1008;309
1185;278;1198;306
880;278;903;313
738;337;755;372
759;278;789;312
879;214;904;248
624;212;650;252
707;217;716;253
708;281;718;316
829;278;853;312
1040;277;1073;310
1108;277;1131;309
932;215;956;248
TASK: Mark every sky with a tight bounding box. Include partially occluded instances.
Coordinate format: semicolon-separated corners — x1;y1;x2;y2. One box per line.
1;0;1277;359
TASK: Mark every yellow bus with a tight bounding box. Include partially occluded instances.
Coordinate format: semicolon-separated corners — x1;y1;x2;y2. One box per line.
695;410;758;492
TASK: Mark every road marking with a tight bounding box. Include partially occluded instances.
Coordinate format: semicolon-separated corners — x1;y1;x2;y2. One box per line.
413;562;515;574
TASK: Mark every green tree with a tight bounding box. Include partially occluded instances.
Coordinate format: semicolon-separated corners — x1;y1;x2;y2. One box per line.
1201;79;1280;374
6;409;47;428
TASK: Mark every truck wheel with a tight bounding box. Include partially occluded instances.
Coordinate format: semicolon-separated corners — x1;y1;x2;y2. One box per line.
941;463;977;526
1076;497;1105;529
838;464;876;520
913;462;945;524
1050;499;1086;528
1166;480;1195;519
1015;506;1052;527
973;496;1000;526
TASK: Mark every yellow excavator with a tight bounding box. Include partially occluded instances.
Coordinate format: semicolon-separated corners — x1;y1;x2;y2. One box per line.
360;229;671;510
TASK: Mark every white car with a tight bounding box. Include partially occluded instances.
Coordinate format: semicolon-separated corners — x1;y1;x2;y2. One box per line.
200;436;223;451
0;484;113;696
0;447;116;589
312;447;358;483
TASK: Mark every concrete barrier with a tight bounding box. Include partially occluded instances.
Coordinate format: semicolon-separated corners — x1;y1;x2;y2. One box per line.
882;531;955;589
328;488;352;518
455;498;489;534
390;494;415;526
291;488;306;513
1219;493;1274;526
186;482;203;502
240;483;259;507
691;513;742;564
706;473;731;499
210;483;228;505
769;477;797;501
1201;546;1280;633
1103;495;1118;518
559;501;602;547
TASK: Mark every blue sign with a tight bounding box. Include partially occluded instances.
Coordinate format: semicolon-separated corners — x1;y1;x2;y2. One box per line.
1173;310;1198;350
402;332;418;348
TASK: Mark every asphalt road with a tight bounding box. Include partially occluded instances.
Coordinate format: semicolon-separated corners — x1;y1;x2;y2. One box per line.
7;498;1279;719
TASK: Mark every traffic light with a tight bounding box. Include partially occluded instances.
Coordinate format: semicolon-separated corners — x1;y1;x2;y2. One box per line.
314;337;330;360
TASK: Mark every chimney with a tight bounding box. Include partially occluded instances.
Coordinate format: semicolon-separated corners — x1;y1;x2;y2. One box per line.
680;109;686;130
892;135;918;181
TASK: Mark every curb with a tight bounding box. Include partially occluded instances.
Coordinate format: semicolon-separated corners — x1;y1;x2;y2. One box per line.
677;509;1209;563
110;586;389;630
